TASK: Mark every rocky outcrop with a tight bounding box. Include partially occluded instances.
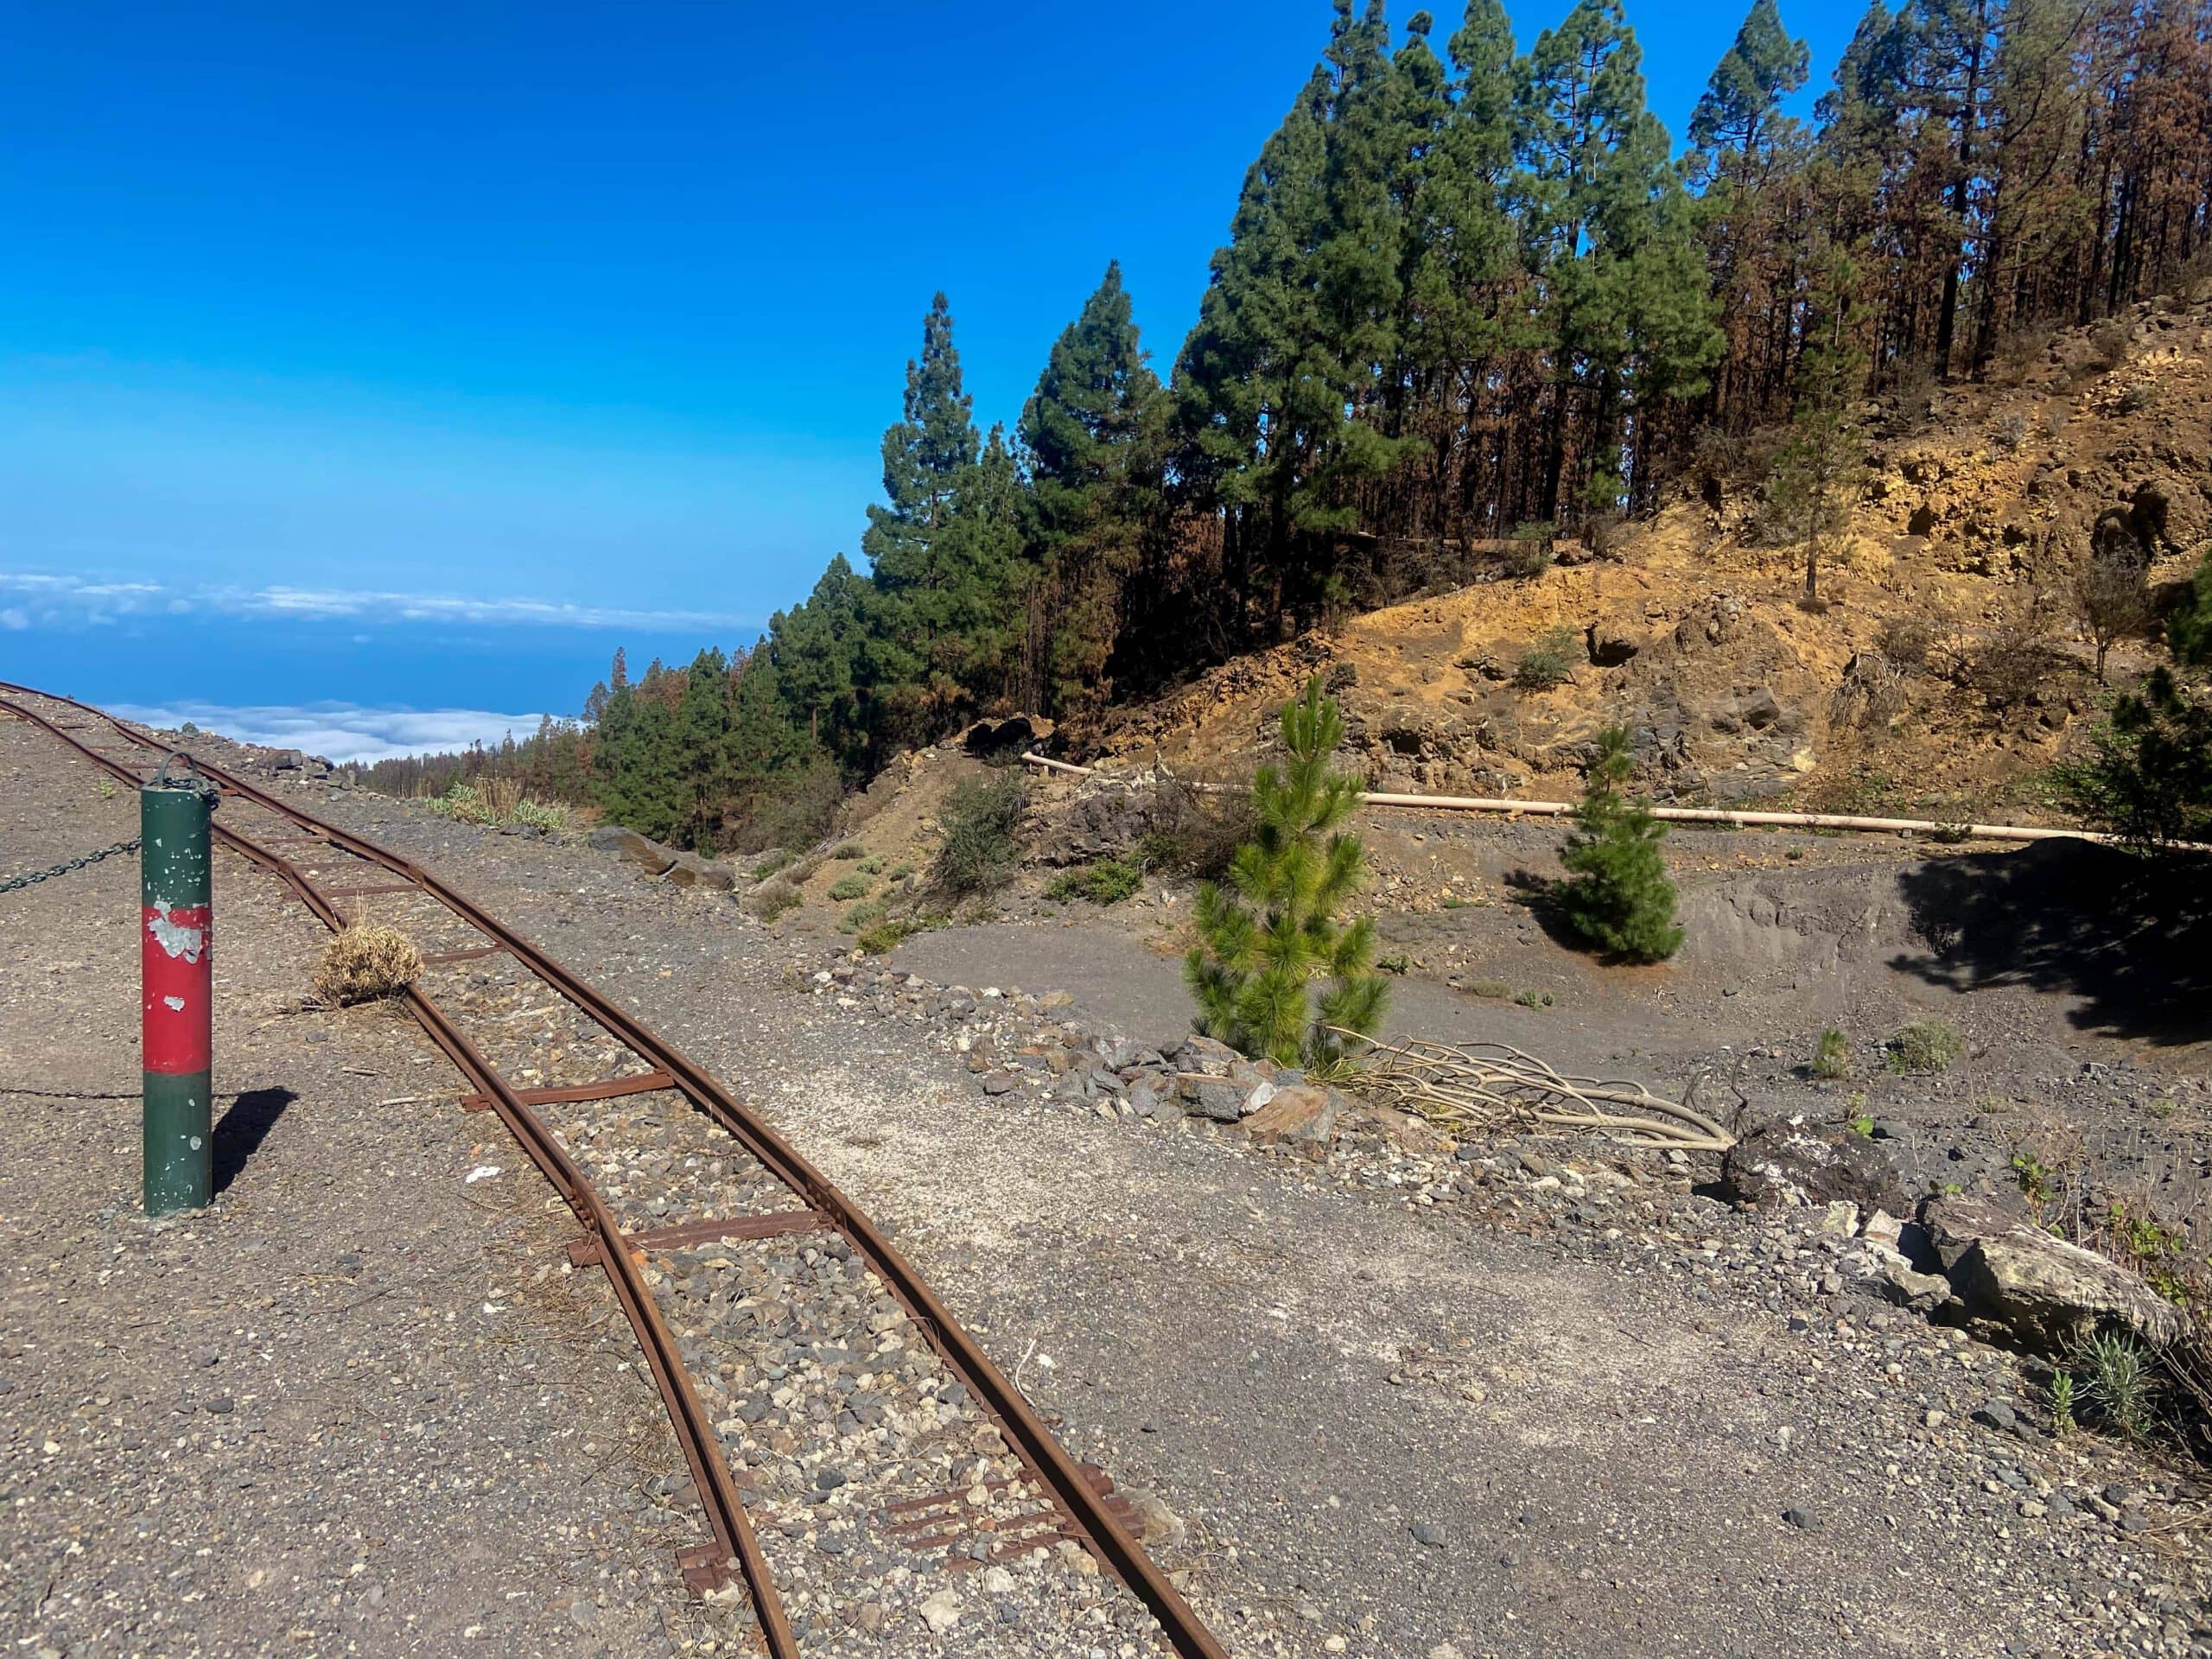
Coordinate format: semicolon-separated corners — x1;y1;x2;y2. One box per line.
663;850;738;891
1719;1120;1903;1212
1919;1197;2185;1351
589;824;677;876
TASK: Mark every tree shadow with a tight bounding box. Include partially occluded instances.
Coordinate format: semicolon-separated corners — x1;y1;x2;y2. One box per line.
1890;840;2212;1047
213;1086;296;1195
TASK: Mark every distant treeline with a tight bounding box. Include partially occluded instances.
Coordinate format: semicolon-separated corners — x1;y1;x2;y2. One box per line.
361;0;2212;851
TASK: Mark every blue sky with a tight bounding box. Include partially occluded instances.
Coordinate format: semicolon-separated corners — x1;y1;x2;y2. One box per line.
0;1;1861;760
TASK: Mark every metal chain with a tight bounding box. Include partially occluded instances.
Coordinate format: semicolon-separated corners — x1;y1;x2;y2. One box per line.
0;837;142;894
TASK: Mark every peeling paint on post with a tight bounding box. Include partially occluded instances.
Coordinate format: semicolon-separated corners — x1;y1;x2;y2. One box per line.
142;785;213;1215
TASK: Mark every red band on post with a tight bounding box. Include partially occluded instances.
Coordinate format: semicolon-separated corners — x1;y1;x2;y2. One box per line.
142;903;213;1076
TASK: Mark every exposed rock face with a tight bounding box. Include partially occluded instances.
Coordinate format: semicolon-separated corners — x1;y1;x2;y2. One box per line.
588;824;677;877
1919;1197;2184;1351
662;850;737;891
1719;1120;1903;1212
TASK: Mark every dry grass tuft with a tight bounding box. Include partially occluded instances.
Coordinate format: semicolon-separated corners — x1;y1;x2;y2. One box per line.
314;924;423;1006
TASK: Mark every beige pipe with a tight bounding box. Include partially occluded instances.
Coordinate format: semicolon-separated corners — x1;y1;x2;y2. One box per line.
1020;752;2146;847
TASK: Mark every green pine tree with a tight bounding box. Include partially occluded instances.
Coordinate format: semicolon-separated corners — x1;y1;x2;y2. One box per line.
1516;0;1722;522
1185;674;1389;1069
1768;244;1868;609
1556;725;1683;962
863;292;982;741
1689;0;1810;164
1019;260;1166;722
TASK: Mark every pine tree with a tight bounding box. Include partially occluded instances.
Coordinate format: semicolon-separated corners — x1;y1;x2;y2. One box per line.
863;293;982;736
1516;0;1721;522
768;554;869;770
673;647;734;852
1185;675;1389;1069
1020;260;1166;722
1556;726;1682;962
1768;244;1869;609
1690;0;1810;165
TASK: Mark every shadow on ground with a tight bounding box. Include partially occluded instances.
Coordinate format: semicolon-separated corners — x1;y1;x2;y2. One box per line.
213;1086;296;1194
1891;840;2212;1046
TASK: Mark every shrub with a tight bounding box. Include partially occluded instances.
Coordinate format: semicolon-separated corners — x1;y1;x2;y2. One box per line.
1502;522;1555;579
826;872;872;902
748;850;793;882
832;842;867;861
314;925;423;1007
1045;854;1147;905
857;855;886;875
2069;1327;2156;1442
1325;661;1359;692
1992;410;2028;452
1137;766;1256;880
1554;726;1682;963
838;897;889;934
1890;1016;1965;1072
855;918;922;955
2057;669;2212;848
427;782;501;826
887;861;916;881
509;798;572;836
1812;1027;1851;1080
741;760;843;855
2088;319;2129;368
931;773;1027;897
2071;545;2155;683
1185;675;1388;1070
1513;626;1579;691
2117;382;2156;415
745;880;802;923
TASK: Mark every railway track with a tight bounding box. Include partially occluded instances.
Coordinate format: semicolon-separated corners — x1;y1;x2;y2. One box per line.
1;679;1229;1659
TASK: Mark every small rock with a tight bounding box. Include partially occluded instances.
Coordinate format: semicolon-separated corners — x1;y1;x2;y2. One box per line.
1782;1507;1820;1531
918;1589;963;1633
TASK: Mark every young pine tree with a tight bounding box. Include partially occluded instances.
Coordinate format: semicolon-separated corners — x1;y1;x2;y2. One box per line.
1185;675;1389;1069
1556;725;1683;963
1768;245;1868;610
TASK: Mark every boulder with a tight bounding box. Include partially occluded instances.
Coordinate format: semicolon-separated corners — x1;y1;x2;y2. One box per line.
1169;1035;1242;1077
1719;1120;1902;1211
662;851;737;891
1242;1084;1343;1154
588;824;677;877
1919;1197;2183;1351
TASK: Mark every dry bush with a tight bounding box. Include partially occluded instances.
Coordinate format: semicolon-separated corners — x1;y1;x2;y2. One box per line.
744;879;803;923
2088;319;2130;369
314;924;423;1007
1967;604;2071;708
1139;763;1255;880
1877;613;1942;672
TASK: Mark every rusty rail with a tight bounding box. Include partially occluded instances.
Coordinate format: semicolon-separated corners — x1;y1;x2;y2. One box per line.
0;680;1230;1659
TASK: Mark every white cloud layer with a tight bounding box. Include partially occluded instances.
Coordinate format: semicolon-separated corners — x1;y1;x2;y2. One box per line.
112;701;551;766
0;569;746;632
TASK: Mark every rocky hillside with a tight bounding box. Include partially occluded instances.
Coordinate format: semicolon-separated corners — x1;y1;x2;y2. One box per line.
1087;295;2212;822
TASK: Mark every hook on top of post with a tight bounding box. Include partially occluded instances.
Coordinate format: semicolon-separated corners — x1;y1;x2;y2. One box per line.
151;751;223;807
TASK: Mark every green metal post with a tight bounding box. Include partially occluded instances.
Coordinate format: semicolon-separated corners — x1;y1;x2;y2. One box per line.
142;785;213;1214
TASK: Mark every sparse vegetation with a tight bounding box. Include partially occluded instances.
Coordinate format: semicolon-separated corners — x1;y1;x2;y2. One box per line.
748;850;793;882
832;842;867;860
1513;626;1579;691
313;925;423;1007
1185;676;1387;1071
1554;726;1682;963
855;917;927;955
930;773;1027;897
425;779;572;835
2012;1150;2055;1204
826;871;872;902
1502;521;1556;578
1890;1017;1965;1073
745;880;803;923
2069;1327;2157;1443
839;897;890;935
1812;1027;1851;1080
1044;854;1146;905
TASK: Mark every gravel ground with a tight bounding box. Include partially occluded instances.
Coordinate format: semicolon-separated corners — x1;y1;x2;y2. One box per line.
0;715;702;1657
262;772;2212;1659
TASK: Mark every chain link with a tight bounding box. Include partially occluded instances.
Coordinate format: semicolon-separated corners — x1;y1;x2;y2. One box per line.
0;837;143;895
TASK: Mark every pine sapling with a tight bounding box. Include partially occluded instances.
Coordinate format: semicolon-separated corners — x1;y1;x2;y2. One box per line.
1184;675;1388;1070
1555;726;1683;963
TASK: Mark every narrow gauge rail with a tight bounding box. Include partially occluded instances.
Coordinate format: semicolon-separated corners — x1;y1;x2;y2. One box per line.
1;679;1229;1659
